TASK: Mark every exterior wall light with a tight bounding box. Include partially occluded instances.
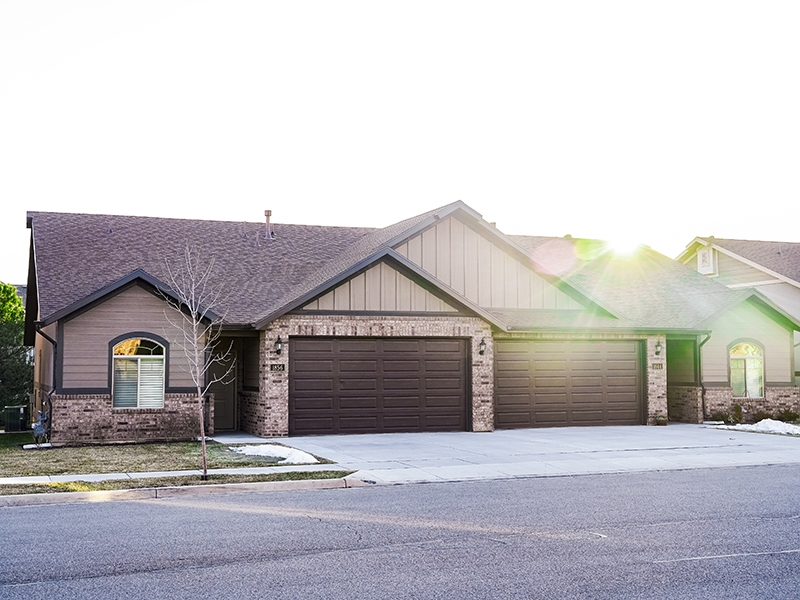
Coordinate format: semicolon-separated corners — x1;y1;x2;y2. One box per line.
275;336;283;355
655;340;662;356
479;338;486;356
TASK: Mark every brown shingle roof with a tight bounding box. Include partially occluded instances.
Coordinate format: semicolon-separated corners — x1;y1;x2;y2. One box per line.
696;238;800;283
28;205;761;333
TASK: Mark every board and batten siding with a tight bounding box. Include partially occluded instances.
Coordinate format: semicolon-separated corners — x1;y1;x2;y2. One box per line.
60;285;195;390
701;301;793;384
394;216;583;310
301;262;457;313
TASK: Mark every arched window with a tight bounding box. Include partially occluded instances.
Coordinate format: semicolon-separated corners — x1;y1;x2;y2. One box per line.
730;342;763;399
113;338;165;408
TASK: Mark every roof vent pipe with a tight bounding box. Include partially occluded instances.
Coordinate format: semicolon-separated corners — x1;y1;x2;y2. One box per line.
264;210;275;240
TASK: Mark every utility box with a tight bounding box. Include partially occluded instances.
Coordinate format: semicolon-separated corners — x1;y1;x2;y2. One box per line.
3;405;29;432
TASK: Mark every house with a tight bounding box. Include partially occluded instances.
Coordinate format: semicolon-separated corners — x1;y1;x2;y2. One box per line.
24;203;800;443
678;237;800;413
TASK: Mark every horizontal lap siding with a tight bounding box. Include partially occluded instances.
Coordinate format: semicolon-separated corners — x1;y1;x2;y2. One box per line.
701;301;792;383
290;337;468;435
714;252;780;286
61;285;194;389
495;339;643;428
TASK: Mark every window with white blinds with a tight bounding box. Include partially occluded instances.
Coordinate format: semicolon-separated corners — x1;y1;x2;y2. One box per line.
112;338;165;408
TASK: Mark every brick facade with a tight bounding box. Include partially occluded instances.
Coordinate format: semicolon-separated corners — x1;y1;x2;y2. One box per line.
243;314;494;437
667;385;703;423
50;393;213;444
702;385;800;421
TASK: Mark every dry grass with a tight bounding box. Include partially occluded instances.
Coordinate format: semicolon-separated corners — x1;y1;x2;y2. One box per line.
0;470;352;495
0;432;329;477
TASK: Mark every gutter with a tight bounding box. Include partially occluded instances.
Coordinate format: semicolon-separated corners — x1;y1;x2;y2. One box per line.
698;333;712;420
34;322;57;439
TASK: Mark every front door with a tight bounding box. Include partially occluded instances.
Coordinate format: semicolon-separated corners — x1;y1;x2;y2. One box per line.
209;350;237;431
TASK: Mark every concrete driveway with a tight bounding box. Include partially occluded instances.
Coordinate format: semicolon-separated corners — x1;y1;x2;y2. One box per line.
265;424;800;484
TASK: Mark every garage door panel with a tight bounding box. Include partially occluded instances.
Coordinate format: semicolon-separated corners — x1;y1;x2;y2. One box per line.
425;340;463;352
535;411;568;424
426;378;462;390
383;416;422;429
290;337;467;435
383;360;420;372
293;379;334;392
534;361;567;371
382;340;422;352
569;376;603;388
425;360;461;372
608;376;638;387
496;394;532;407
292;397;334;410
292;417;334;431
294;360;334;372
383;396;421;409
383;378;420;390
339;360;377;372
496;340;642;428
338;340;378;352
339;397;379;410
338;417;379;430
339;378;378;391
293;339;335;353
497;377;530;389
425;395;462;408
533;393;568;405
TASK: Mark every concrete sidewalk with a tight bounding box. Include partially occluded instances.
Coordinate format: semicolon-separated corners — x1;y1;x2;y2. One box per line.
264;423;800;484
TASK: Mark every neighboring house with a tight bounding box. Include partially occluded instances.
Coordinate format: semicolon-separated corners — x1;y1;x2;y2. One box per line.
678;237;800;409
24;203;800;443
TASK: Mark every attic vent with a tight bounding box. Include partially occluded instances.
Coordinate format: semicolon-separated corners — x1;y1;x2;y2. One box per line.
697;247;718;276
264;210;276;240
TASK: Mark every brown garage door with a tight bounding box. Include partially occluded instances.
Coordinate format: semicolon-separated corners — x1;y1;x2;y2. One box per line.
290;337;468;435
495;340;643;428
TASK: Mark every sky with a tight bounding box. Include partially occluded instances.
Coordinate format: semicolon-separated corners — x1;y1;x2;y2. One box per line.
1;1;798;285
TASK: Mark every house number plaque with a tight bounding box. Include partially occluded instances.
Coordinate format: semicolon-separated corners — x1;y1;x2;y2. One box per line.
652;363;663;370
270;364;286;372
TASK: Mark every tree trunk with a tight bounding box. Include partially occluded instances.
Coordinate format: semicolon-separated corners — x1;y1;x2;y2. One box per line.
197;390;209;480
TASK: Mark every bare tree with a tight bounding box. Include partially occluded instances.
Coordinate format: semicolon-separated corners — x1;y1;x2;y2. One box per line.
162;244;234;480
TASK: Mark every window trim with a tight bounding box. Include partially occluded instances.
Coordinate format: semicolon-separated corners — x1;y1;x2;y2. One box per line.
109;332;169;409
728;339;764;399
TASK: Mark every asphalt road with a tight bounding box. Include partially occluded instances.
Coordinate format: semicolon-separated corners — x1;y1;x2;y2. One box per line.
2;464;799;599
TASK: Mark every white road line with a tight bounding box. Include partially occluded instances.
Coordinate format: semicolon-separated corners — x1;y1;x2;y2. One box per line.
655;548;800;564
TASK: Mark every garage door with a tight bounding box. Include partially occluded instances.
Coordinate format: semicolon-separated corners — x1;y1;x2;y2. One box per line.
495;340;643;428
290;337;468;435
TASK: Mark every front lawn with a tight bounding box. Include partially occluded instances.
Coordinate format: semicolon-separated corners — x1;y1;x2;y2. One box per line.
0;432;327;477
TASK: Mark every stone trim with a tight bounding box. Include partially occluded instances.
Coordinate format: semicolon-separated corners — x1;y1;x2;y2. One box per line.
248;314;494;437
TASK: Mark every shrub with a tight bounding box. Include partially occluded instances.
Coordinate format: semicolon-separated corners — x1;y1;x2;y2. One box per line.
753;411;774;423
776;410;800;423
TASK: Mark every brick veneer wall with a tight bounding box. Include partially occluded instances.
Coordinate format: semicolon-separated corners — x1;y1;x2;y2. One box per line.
703;386;800;421
50;393;213;443
246;314;494;437
667;385;703;423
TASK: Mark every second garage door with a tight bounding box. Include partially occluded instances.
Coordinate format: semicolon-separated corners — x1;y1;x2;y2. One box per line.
290;337;468;435
495;339;643;428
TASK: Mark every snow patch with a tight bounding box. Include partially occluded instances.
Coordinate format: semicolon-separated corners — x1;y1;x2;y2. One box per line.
713;418;800;436
229;444;319;464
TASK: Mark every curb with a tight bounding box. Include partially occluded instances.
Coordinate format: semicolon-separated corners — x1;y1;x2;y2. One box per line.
0;477;365;507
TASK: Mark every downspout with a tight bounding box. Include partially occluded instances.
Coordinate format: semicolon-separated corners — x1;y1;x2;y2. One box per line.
34;322;57;438
698;333;712;420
